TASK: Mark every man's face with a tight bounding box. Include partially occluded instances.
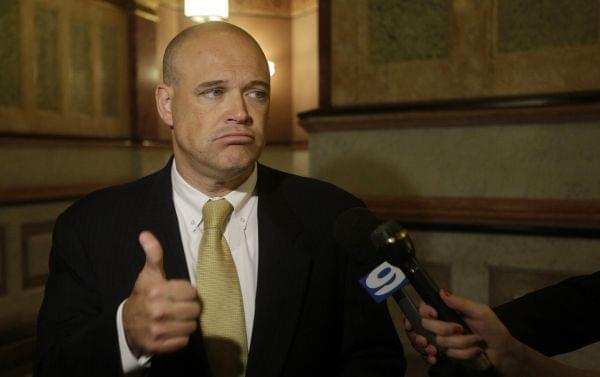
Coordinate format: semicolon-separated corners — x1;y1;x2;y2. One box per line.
163;32;270;183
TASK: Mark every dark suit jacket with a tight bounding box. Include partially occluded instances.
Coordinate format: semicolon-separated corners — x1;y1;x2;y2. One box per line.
35;161;406;377
494;271;600;356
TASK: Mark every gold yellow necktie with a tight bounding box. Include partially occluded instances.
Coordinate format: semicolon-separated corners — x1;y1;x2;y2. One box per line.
197;199;247;377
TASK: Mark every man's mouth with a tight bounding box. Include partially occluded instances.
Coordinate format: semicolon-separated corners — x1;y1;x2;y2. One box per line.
215;132;255;145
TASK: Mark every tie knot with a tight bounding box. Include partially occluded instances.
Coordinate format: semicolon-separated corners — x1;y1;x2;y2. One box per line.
203;199;233;231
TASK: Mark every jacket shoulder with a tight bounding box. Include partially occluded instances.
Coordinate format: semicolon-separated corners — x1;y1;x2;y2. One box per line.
258;164;364;220
59;169;162;225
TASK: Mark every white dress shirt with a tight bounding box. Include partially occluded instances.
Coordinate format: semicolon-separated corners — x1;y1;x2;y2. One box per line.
116;162;259;373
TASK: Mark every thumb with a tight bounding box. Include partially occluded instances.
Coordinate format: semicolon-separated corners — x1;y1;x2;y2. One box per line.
138;231;166;280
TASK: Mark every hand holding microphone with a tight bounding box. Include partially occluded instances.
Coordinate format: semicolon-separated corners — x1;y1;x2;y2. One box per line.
123;231;200;357
371;220;495;374
334;208;496;375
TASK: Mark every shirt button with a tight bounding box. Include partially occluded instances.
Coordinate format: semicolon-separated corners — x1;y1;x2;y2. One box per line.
240;217;246;223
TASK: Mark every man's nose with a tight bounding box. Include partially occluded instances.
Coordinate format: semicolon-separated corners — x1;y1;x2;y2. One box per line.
226;92;251;125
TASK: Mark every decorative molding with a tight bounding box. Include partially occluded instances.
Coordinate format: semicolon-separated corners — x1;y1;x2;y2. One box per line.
299;91;600;133
265;140;308;150
0;227;5;296
0;134;171;149
0;181;125;206
135;8;159;22
290;0;317;16
21;221;55;289
230;0;290;16
364;196;600;233
101;0;134;9
135;0;159;11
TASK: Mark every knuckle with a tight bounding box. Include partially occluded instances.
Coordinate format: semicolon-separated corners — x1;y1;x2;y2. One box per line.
149;303;166;320
148;286;163;300
149;324;164;339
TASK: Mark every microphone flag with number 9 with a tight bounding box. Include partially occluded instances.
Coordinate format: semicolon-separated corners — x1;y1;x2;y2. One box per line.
360;261;409;303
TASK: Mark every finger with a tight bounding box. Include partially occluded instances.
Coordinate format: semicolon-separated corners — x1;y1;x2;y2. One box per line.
146;299;200;321
425;354;437;365
404;317;413;331
413;334;429;348
435;334;481;349
422;318;463;336
419;302;437;319
139;231;166;280
148;320;197;343
164;280;200;301
158;320;198;338
163;301;201;321
445;346;483;361
152;336;191;354
424;344;437;356
440;289;489;319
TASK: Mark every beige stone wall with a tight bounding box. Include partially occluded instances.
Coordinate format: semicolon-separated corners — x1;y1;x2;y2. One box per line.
310;122;600;199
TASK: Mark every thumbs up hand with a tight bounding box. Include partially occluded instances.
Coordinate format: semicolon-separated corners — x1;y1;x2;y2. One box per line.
123;231;200;357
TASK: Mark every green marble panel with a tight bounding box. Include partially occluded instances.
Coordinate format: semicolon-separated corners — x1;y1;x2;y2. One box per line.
35;8;59;111
498;0;599;52
0;0;20;107
70;19;92;115
368;0;449;63
100;24;119;117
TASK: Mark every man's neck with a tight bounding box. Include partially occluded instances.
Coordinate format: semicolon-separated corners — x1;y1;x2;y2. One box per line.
174;159;254;197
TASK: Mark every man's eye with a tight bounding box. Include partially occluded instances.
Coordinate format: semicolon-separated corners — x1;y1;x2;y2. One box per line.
203;88;224;98
248;90;267;101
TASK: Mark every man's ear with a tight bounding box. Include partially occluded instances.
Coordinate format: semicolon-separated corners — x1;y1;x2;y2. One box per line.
156;83;174;128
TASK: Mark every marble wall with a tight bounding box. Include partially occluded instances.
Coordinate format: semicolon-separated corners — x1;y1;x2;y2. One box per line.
329;0;600;106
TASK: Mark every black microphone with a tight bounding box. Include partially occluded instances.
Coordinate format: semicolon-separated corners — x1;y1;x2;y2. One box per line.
371;220;495;373
333;207;437;345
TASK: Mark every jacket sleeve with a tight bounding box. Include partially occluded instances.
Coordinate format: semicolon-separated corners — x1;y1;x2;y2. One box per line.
35;212;123;376
494;271;600;356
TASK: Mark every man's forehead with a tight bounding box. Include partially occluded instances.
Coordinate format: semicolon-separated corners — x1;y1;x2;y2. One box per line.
179;35;265;65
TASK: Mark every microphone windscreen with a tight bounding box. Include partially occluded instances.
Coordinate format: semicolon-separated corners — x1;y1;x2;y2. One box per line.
333;207;380;265
371;220;404;248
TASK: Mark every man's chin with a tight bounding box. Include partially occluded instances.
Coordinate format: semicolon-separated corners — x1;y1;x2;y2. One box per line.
220;153;258;174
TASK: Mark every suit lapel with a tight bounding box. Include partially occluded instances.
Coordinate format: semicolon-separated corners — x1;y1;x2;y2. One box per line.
141;158;189;281
246;165;312;377
140;159;208;375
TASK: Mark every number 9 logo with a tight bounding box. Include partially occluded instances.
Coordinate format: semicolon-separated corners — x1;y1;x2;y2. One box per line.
365;262;406;297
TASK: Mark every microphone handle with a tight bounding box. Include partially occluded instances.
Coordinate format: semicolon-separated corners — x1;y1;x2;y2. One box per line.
392;288;437;346
401;258;494;372
402;258;470;330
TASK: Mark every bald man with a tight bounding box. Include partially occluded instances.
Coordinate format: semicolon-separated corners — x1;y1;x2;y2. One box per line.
35;23;406;377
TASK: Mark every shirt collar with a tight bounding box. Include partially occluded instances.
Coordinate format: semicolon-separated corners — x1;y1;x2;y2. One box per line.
171;160;257;231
